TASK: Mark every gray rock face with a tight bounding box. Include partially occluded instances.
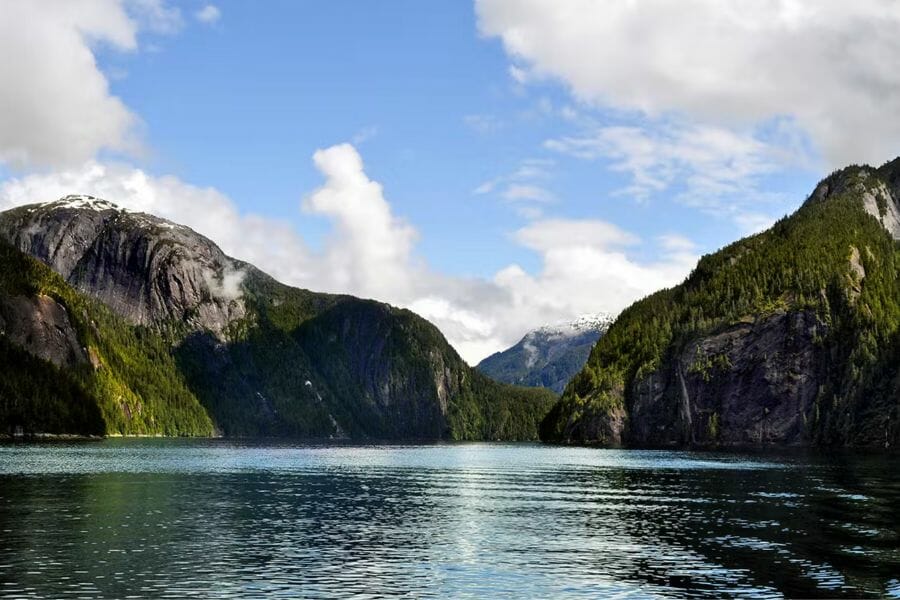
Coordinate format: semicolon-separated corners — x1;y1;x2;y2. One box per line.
0;196;555;440
0;294;87;368
626;310;826;447
0;196;246;337
295;301;465;438
809;168;900;240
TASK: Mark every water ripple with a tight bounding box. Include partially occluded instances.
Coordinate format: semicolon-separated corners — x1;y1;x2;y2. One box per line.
0;441;897;598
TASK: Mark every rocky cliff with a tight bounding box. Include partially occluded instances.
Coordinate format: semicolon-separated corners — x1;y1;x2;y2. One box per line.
0;196;246;337
0;294;87;368
0;197;554;439
477;314;613;393
542;160;900;449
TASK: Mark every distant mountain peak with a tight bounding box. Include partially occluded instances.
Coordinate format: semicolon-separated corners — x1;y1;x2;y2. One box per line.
478;312;613;394
529;312;615;340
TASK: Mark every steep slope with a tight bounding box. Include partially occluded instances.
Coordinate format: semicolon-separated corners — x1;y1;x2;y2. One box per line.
542;160;900;449
0;197;555;439
0;241;214;437
477;314;613;393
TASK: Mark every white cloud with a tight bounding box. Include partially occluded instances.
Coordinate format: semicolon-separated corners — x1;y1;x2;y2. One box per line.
548;122;777;197
515;218;637;251
508;65;529;85
128;0;183;33
546;121;795;231
0;145;698;364
502;184;554;203
475;158;556;214
195;4;221;25
489;220;695;339
476;0;900;168
351;125;378;145
473;180;496;195
733;212;779;235
0;0;182;169
203;264;246;302
0;1;140;168
304;143;420;301
657;234;697;254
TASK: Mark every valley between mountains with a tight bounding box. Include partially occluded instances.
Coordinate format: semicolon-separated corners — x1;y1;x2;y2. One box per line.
2;159;900;448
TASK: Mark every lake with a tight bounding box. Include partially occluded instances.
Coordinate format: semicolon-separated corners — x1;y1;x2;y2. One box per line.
0;441;898;598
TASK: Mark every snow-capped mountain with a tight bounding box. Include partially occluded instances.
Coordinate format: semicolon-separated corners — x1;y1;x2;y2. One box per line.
477;313;614;394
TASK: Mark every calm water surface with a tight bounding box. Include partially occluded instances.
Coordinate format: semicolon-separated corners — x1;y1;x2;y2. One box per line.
0;441;898;598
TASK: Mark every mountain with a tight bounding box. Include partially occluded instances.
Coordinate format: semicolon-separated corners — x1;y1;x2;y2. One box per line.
477;314;613;393
541;160;900;449
0;196;555;439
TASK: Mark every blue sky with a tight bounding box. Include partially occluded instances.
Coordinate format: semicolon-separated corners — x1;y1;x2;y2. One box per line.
2;1;898;362
96;0;817;272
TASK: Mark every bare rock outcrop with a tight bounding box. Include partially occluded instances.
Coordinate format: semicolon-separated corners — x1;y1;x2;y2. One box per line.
0;294;87;368
0;196;246;338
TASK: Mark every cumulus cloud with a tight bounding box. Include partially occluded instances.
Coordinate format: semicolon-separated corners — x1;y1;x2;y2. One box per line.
492;219;694;326
304;144;420;301
0;1;138;168
476;0;900;167
0;0;182;169
0;145;698;364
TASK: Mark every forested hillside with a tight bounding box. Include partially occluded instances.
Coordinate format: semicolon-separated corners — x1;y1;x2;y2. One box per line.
0;199;554;439
543;161;900;448
0;242;214;436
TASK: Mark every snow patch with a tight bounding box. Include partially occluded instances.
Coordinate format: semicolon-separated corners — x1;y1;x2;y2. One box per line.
49;194;120;211
42;196;187;232
533;312;615;339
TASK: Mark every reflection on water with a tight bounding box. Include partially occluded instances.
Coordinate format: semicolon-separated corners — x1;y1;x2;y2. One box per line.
0;441;898;598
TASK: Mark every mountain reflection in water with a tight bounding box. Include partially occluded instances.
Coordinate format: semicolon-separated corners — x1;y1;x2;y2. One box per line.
1;441;898;598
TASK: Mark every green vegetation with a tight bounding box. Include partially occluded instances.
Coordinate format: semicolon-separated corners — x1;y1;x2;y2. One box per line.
687;348;733;383
177;273;556;440
0;241;213;437
449;372;557;440
0;336;105;436
0;211;556;441
546;164;900;445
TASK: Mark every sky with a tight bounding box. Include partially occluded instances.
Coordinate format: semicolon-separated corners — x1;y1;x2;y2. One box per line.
2;0;900;363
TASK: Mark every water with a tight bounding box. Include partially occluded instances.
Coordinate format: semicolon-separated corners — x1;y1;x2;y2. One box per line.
0;441;898;598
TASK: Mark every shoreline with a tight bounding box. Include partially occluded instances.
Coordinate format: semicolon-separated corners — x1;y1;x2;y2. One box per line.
1;434;897;454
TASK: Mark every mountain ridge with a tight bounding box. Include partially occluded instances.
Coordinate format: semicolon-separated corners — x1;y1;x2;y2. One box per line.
0;197;556;439
541;160;900;449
